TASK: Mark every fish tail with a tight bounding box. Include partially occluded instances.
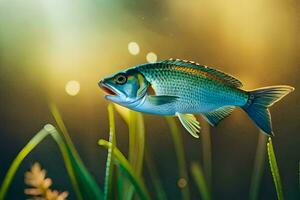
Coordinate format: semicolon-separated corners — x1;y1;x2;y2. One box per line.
242;85;294;136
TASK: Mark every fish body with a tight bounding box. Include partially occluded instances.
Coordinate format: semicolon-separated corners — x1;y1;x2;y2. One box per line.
128;61;248;115
99;59;294;138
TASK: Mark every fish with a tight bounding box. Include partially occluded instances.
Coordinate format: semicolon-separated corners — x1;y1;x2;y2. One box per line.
98;59;294;138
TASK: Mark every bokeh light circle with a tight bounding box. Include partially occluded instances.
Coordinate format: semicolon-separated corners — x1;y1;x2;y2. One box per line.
177;178;187;188
65;80;80;96
128;42;140;55
146;52;157;63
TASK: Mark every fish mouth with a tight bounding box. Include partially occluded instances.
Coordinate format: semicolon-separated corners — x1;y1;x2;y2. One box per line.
99;81;117;96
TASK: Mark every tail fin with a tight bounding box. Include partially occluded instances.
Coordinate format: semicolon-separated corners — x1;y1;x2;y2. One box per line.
242;85;294;136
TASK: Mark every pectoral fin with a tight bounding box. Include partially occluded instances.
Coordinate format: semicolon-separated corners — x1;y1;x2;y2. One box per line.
176;112;200;138
202;106;235;126
148;95;179;105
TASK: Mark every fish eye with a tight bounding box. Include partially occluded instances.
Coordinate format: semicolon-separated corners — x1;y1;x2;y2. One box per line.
115;73;127;85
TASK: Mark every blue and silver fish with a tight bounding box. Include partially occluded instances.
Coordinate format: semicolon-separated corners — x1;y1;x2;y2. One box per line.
99;59;294;138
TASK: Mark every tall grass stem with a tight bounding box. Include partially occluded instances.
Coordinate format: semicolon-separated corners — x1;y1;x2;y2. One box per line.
191;162;211;200
145;145;168;200
249;132;267;200
199;117;212;190
166;117;190;200
103;104;116;200
267;137;284;200
99;140;151;200
50;104;103;200
0;129;49;199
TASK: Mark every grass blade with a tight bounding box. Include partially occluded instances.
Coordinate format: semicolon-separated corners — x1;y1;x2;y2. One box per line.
267;137;284;200
0;122;103;200
114;103;130;124
49;126;84;200
98;139;151;200
145;145;168;200
114;104;145;199
114;104;145;175
190;162;211;200
249;132;267;200
49;103;103;200
116;169;125;199
132;111;145;176
165;117;190;200
127;111;145;176
103;103;116;200
199;117;212;191
0;128;50;199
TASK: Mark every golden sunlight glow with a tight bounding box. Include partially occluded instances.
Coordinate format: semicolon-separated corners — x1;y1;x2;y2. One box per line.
146;52;157;63
128;42;140;55
65;80;80;96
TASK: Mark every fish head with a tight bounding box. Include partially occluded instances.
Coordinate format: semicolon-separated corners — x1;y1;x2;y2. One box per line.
99;69;149;106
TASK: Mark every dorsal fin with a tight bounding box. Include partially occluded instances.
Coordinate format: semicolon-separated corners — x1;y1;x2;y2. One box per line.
161;59;243;88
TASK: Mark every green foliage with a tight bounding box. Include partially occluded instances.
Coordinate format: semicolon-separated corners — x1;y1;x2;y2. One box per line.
1;103;294;200
145;145;168;200
267;137;284;200
50;104;103;200
114;104;145;176
249;133;268;200
99;139;151;200
0;122;103;200
199;117;212;191
165;117;190;200
103;103;116;200
102;104;149;200
114;104;145;199
0;128;50;199
191;162;211;200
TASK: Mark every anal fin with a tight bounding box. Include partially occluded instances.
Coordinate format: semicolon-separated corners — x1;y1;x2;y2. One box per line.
202;106;235;126
176;112;200;138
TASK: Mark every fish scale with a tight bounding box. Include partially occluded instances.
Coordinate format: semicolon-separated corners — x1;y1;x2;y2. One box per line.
136;62;248;114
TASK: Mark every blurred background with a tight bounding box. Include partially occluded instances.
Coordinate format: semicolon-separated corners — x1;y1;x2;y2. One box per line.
0;0;299;199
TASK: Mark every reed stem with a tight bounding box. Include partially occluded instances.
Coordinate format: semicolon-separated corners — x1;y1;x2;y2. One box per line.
199;117;212;191
249;131;267;200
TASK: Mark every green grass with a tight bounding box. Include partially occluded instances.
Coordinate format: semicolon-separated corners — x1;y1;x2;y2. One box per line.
0;103;295;199
166;117;190;200
249;132;268;200
114;104;145;176
0;122;103;200
267;137;284;200
99;140;151;200
191;162;211;200
103;103;116;200
145;145;168;200
50;104;103;200
199;117;212;191
0;128;50;199
114;104;146;199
